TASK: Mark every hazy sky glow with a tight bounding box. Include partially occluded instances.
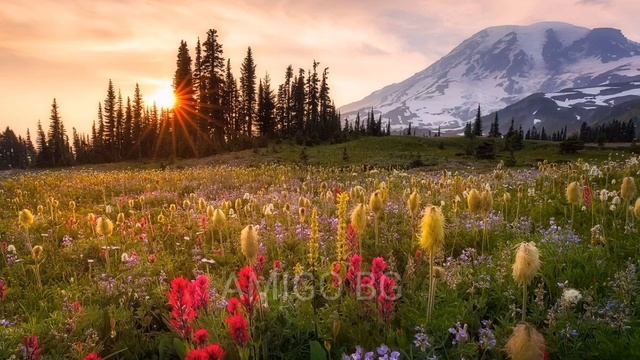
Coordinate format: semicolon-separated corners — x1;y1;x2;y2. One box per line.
1;0;639;135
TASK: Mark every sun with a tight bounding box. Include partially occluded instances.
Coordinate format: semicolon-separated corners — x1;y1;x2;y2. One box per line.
149;83;176;109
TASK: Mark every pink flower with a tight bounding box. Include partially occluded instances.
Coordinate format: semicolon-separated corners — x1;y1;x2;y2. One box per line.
83;353;102;360
377;274;397;323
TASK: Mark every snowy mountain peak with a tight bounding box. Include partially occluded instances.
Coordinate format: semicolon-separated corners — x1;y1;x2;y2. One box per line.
340;22;640;133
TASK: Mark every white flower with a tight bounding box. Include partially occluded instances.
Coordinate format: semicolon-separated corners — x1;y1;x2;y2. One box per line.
105;205;113;214
7;244;16;253
581;206;587;211
610;204;617;212
612;196;621;205
612;179;617;185
121;253;129;262
562;288;582;305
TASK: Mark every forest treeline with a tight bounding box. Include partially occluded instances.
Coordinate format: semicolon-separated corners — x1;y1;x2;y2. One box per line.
0;28;390;169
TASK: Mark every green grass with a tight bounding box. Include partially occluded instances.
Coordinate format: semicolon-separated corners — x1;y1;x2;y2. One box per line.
179;136;629;170
19;136;631;174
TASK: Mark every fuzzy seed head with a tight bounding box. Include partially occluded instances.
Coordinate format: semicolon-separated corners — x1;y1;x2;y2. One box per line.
18;209;34;229
566;182;580;205
467;189;482;214
211;208;227;229
634;198;640;219
419;205;445;255
95;216;113;237
350;203;367;234
481;190;493;213
505;323;546;360
240;225;259;264
621;177;636;200
407;190;421;217
31;245;44;261
512;242;541;286
369;190;384;215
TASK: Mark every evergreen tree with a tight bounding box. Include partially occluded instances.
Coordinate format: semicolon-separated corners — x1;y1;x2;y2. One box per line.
103;79;117;158
306;61;320;139
201;29;226;151
473;105;482;136
173;40;196;158
257;74;276;138
222;59;239;145
239;47;257;138
132;84;144;159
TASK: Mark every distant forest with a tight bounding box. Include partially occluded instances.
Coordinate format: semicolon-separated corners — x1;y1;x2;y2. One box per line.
0;28;390;170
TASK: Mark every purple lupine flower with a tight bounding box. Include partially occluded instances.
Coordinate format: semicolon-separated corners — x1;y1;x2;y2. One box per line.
448;322;470;345
478;320;496;350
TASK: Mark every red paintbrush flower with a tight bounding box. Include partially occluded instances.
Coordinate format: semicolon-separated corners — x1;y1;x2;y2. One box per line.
226;314;250;347
346;255;362;292
236;266;260;315
346;224;359;255
371;257;388;286
331;262;342;288
194;328;209;347
186;344;226;360
192;275;210;311
83;353;102;360
168;277;196;339
22;336;42;360
0;279;7;301
226;297;241;315
185;349;209;360
583;185;593;208
204;344;225;359
377;274;397;324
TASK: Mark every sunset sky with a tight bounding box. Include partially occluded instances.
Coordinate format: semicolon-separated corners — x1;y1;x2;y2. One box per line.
1;0;639;136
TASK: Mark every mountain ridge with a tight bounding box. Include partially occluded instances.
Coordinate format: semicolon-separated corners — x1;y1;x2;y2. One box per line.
340;21;640;133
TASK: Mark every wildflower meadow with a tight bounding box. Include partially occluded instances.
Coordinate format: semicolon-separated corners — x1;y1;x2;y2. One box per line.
1;155;640;359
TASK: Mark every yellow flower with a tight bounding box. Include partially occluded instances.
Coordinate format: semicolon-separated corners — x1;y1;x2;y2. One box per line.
505;323;546;360
308;208;320;269
512;242;541;286
116;212;125;225
293;262;304;277
240;225;259;264
18;209;34;229
419;205;445;255
336;192;350;262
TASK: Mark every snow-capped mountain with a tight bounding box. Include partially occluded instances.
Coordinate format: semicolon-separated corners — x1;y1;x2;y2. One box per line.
340;22;640;133
482;81;640;134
